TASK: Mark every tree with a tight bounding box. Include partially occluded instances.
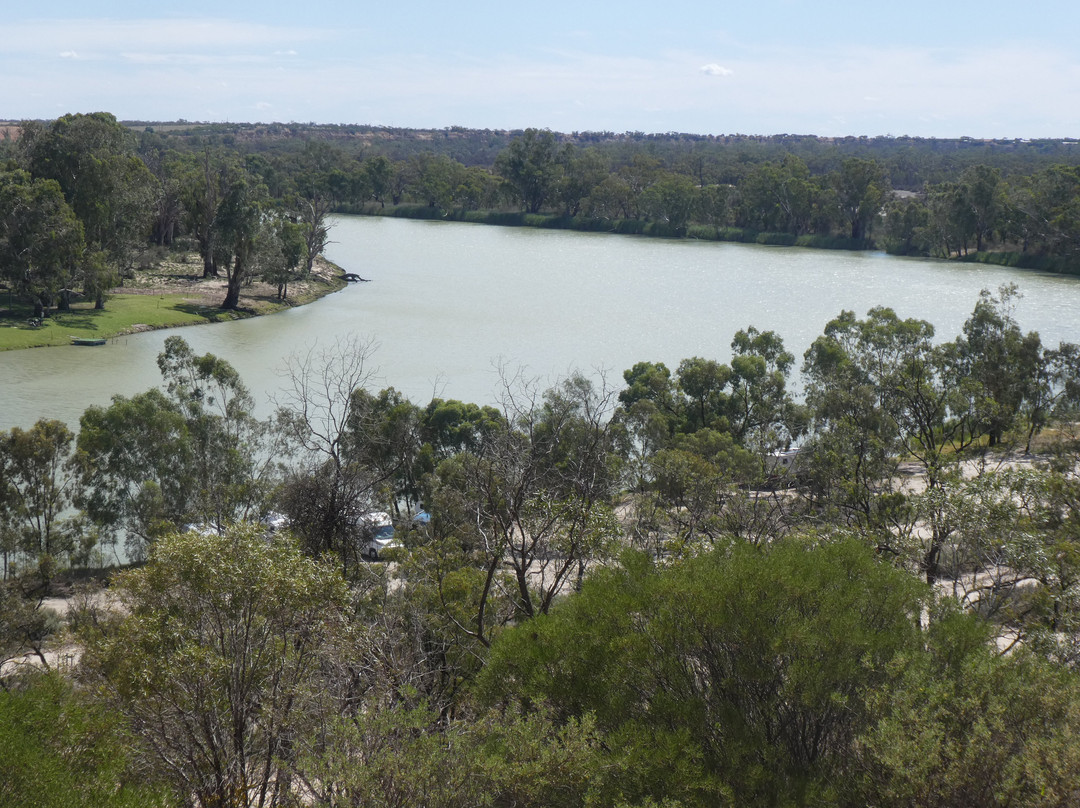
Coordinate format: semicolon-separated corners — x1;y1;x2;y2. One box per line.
735;156;816;234
213;170;268;310
84;525;350;808
362;155;394;208
75;389;193;560
294;191;333;276
802;312;906;541
18;112;153;273
406;153;460;209
950;284;1043;446
960;164;1005;252
924;180;975;257
881;194;930;256
480;536;929;806
553;145;607;217
0;420;79;562
495;128;560;214
0;169;85;317
641;171;699;234
156;336;271;526
832;157;889;241
802;305;988;580
273;336;389;575
76;337;271;559
422;372;622;644
675;356;731;433
173;149;229;278
260;215;306;300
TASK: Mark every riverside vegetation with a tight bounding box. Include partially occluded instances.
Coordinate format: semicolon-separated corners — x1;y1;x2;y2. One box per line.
5;284;1080;806
3;113;1080;351
5;112;1080;805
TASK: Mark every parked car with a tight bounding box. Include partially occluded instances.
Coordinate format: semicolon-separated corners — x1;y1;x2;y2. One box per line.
357;511;401;561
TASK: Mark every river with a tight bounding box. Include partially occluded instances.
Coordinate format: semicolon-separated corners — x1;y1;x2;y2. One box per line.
3;215;1080;432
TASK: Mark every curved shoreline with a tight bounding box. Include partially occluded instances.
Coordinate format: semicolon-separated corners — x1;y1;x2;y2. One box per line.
0;255;350;353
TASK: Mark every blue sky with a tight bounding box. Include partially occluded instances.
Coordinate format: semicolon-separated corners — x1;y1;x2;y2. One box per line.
4;2;1079;138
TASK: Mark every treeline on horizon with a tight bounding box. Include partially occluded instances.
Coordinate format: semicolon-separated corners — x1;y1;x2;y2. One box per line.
142;120;1080;271
5;285;1080;805
3;112;1080;325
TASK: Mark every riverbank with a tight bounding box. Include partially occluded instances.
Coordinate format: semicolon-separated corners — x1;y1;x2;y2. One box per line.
0;254;348;352
342;204;1080;276
341;203;876;251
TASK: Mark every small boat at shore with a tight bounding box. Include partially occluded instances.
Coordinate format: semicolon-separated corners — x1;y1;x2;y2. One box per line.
70;337;106;346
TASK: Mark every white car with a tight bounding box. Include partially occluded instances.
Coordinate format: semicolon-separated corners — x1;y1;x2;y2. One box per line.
357;511;402;561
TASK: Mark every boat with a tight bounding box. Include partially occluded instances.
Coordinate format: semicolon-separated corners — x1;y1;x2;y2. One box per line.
70;337;106;346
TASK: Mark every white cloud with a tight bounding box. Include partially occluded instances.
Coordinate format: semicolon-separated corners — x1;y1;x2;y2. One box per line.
700;63;733;77
59;51;78;58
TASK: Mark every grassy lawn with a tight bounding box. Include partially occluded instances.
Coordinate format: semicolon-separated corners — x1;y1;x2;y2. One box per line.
0;253;348;352
0;294;250;351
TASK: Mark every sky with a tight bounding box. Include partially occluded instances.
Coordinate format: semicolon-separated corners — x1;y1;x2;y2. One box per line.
3;1;1079;139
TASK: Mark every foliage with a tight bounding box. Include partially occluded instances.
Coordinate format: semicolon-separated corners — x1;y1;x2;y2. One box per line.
296;702;601;808
75;336;272;560
857;611;1080;807
480;536;928;807
83;524;351;808
0;419;80;561
0;169;85;314
0;672;174;808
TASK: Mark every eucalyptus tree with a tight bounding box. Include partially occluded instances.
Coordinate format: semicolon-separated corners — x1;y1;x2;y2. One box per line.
831;157;889;241
552;144;607;217
172;149;226;278
727;326;807;450
259;215;306;300
881;194;930;256
273;336;410;574
213;169;270;310
84;524;351;808
0;420;81;563
495;128;560;214
960;164;1006;252
641;171;698;234
362;154;395;208
76;336;272;558
734;155;817;234
293;190;333;275
803;305;997;579
75;388;193;560
948;285;1043;447
17;112;154;277
0;170;84;317
422;372;623;644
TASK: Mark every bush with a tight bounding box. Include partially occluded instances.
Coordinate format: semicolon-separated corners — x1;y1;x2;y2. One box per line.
0;673;174;807
480;536;928;806
755;231;798;246
962;250;1080;276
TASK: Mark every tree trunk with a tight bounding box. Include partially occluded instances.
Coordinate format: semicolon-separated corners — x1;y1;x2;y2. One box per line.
222;277;241;309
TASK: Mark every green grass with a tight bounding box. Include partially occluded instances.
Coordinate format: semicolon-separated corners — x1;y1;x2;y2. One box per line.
0;294;243;351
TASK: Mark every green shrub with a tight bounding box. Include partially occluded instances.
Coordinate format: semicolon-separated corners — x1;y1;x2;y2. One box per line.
755;231;798;246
